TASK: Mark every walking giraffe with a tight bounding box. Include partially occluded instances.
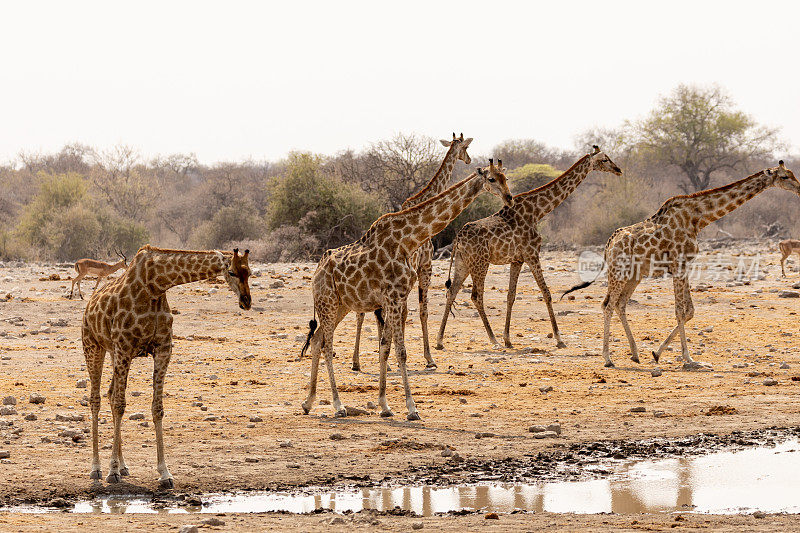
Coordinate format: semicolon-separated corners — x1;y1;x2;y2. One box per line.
436;146;622;350
82;245;252;488
562;161;800;368
352;132;473;371
301;160;513;420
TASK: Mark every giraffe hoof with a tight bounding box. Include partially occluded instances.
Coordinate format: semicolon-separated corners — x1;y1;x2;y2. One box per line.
652;351;660;363
425;362;437;370
159;477;174;490
301;404;311;415
106;472;122;484
406;412;421;421
504;341;514;349
556;341;567;349
380;409;394;418
630;356;640;364
352;364;361;372
334;409;347;418
119;467;130;477
90;469;102;480
435;343;444;350
604;362;615;368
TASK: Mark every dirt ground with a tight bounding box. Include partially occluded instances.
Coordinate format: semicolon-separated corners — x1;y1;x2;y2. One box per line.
1;241;799;530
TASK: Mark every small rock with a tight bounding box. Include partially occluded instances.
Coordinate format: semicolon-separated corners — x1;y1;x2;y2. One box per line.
76;379;88;389
329;433;346;441
178;526;199;533
539;385;553;393
55;413;84;422
485;512;499;519
366;401;377;410
532;431;558;439
441;448;453;457
411;522;424;529
2;396;16;406
630;406;646;413
546;423;561;435
651;368;663;377
269;280;285;289
653;410;666;418
48;497;69;508
459;397;468;404
279;441;293;448
344;406;369;416
204;415;218;421
0;450;9;459
0;407;17;416
249;416;263;423
244;457;259;463
779;291;800;298
329;517;346;525
528;425;547;433
202;517;225;526
24;414;37;421
129;413;145;420
207;375;219;381
780;363;790;369
763;378;778;386
753;511;766;519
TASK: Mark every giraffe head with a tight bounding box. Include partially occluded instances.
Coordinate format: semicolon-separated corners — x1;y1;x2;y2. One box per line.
767;160;800;197
588;145;623;175
224;248;252;310
478;158;514;207
440;132;473;165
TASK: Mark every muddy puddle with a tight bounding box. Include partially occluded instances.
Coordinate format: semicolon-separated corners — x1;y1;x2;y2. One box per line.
6;438;799;516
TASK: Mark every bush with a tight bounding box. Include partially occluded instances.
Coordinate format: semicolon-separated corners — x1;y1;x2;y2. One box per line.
190;202;263;249
576;175;650;245
229;226;320;262
507;164;561;194
269;152;384;251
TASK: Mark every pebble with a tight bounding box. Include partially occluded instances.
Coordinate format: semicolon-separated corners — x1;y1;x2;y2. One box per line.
752;511;766;519
202;518;225;526
269;280;285;289
366;401;377;410
329;433;346;440
485;512;500;519
76;379;88;388
651;368;663;377
532;431;558;439
412;522;424;529
55;413;84;422
244;457;259;463
630;406;646;413
653;410;666;418
330;517;346;525
2;396;16;405
0;407;17;416
0;450;9;459
178;526;199;533
779;291;800;298
763;378;778;386
24;414;37;421
279;441;293;448
249;416;263;423
129;413;145;420
204;415;218;421
528;425;547;433
780;363;790;369
441;448;453;457
546;423;561;435
345;406;369;416
539;385;553;393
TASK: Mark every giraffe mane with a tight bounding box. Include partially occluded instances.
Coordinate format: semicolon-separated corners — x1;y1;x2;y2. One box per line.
651;169;768;219
512;153;591;199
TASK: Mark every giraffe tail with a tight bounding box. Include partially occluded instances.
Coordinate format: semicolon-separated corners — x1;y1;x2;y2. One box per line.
560;261;606;300
444;238;457;290
300;319;318;356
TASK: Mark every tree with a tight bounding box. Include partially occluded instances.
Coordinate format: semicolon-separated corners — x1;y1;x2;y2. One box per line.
507;163;561;195
630;84;783;193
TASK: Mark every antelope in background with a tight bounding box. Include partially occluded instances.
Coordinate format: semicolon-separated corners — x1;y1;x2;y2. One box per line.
69;251;128;299
779;239;800;277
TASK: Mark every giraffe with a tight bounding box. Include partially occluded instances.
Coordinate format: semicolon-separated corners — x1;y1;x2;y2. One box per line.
436;146;622;350
81;245;252;488
562;161;800;368
352;132;473;371
301;160;513;420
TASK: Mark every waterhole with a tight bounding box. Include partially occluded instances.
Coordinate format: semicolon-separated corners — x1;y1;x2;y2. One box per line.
8;438;800;515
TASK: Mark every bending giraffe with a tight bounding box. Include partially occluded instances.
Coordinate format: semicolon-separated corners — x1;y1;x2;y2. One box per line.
778;239;800;276
301;160;513;420
353;132;473;371
562;161;800;368
82;245;252;488
436;146;622;350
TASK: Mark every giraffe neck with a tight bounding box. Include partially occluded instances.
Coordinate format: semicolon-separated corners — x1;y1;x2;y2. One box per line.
402;144;458;209
659;171;770;232
515;155;592;218
131;247;230;295
372;171;486;256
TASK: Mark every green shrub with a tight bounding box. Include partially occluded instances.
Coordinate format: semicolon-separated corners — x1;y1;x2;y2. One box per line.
190;202;263;249
507;164;561;195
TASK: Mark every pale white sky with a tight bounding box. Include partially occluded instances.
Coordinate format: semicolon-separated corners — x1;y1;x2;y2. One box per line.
1;0;797;165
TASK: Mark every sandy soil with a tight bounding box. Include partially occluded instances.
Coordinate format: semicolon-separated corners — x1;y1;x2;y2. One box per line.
1;241;799;529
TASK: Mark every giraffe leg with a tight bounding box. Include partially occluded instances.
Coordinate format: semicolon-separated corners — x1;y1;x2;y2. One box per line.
616;279;641;363
528;257;565;349
502;262;523;348
352;312;364;371
106;354;131;484
436;254;468;350
471;263;499;347
417;247;435;369
377;314;394;418
387;300;420;421
652;325;679;363
601;276;625;368
152;344;173;489
301;305;335;415
673;276;698;367
84;342;105;480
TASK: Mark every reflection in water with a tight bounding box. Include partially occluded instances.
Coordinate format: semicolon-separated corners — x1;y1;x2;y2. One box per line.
44;439;800;515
